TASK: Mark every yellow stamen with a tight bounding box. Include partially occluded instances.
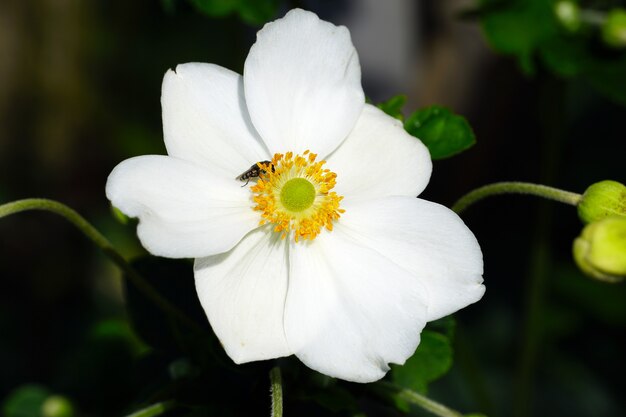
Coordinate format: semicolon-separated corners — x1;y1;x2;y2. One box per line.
250;151;344;242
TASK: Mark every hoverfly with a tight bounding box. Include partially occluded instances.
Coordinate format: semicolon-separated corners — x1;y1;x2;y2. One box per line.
236;160;274;186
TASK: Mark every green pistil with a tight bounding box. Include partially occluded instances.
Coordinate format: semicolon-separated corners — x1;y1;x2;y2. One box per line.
280;178;316;212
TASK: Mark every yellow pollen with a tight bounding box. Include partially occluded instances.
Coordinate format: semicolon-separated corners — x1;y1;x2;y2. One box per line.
250;151;345;242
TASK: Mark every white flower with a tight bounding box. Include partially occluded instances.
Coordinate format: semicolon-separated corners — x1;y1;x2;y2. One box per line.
106;9;484;383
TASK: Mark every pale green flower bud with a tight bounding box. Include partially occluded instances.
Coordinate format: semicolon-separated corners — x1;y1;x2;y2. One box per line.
554;1;581;32
573;216;626;283
602;9;626;48
577;180;626;224
42;395;74;417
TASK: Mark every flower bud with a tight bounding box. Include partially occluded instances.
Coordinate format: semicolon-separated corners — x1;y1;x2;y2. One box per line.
577;180;626;224
602;9;626;48
554;1;582;32
573;216;626;283
42;395;74;417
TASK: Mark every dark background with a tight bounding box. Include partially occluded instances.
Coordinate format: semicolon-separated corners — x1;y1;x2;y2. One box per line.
0;0;624;416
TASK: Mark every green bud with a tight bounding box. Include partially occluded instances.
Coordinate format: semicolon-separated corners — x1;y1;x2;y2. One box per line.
554;1;581;32
42;395;74;417
602;9;626;48
573;216;626;283
577;180;626;224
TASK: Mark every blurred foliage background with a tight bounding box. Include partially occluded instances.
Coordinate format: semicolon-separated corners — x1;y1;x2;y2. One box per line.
0;0;624;416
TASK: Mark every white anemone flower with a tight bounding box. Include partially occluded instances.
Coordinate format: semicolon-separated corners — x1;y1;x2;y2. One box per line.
106;9;485;383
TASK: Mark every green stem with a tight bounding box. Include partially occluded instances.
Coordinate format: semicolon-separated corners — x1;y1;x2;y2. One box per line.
125;401;174;417
375;382;464;417
0;198;202;333
452;181;581;214
270;366;283;417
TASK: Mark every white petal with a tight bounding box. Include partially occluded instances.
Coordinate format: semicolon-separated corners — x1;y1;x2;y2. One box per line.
244;9;364;157
327;104;432;201
284;230;429;383
194;226;291;363
162;63;270;178
106;155;259;258
340;196;485;321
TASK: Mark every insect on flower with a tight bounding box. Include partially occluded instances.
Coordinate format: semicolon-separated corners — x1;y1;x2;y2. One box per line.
237;160;274;186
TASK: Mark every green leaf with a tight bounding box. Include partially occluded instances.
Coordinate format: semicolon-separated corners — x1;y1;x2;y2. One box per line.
478;0;557;74
237;0;279;25
188;0;279;25
377;95;407;120
404;106;476;159
585;59;626;107
3;385;49;417
189;0;236;17
427;315;457;340
391;330;453;394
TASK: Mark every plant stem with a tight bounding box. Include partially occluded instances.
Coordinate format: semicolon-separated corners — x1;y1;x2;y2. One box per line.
451;181;581;215
375;382;464;417
125;401;174;417
0;198;203;333
398;389;464;417
270;366;283;417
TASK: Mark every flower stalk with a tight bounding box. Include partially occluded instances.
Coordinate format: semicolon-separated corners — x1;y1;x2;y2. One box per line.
374;381;465;417
452;182;582;214
270;366;283;417
0;198;202;334
125;401;174;417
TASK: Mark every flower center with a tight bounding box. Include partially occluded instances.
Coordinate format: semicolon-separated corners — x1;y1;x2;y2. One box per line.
250;150;344;242
280;178;316;212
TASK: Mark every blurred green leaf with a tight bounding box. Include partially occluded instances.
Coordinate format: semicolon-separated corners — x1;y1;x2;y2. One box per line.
3;385;49;417
2;388;74;417
585;59;626;107
479;0;557;73
160;0;177;13
189;0;236;17
377;95;407;120
189;0;279;25
391;330;453;394
427;315;457;340
539;35;589;77
404;106;476;159
90;318;148;356
477;0;626;106
237;0;280;25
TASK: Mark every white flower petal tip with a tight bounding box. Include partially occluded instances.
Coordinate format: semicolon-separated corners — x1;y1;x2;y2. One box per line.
284;231;430;383
194;227;291;363
340;196;485;322
105;155;259;258
327;104;433;200
161;62;269;178
244;8;365;157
